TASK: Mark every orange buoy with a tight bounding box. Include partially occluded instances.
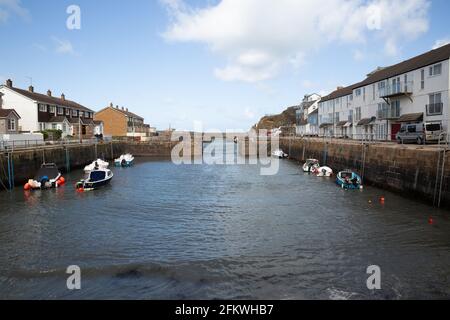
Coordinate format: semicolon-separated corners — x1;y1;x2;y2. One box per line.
380;196;385;203
24;183;31;191
59;177;65;184
428;217;434;225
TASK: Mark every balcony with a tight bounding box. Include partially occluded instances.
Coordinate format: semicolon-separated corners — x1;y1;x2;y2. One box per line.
426;103;443;116
377;105;400;120
379;81;413;99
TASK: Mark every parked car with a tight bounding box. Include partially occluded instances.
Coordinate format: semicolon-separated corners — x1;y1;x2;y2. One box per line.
396;122;446;144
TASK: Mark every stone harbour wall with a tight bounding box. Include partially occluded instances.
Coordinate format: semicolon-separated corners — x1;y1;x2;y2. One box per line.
280;137;450;208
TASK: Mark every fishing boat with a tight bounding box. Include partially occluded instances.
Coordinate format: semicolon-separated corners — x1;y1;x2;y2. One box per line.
303;159;320;172
336;170;362;190
84;159;109;173
114;154;134;167
272;149;288;159
312;166;333;177
76;168;113;191
24;163;65;190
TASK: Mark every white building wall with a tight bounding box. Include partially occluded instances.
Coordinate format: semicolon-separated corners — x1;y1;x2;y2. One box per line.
0;87;39;132
319;58;450;140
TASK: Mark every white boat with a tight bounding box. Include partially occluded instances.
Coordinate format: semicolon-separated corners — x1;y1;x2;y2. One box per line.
272;149;288;159
114;153;134;167
312;166;333;177
303;159;320;172
84;159;109;173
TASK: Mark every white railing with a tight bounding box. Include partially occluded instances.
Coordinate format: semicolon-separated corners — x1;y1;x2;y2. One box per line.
379;81;413;97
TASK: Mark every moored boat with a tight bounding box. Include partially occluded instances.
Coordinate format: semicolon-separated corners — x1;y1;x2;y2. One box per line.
303;159;320;172
312;166;333;177
76;168;113;191
272;149;288;159
114;154;134;167
84;159;109;173
336;170;362;189
24;163;65;190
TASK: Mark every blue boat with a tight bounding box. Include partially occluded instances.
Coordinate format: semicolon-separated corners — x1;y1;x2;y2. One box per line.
76;168;113;191
336;170;362;190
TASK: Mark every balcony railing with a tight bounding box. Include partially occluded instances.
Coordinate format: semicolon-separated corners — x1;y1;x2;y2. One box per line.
377;105;400;120
426;103;443;116
379;81;413;98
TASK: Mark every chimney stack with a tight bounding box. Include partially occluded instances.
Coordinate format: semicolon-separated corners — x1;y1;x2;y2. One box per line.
121;107;124;111
336;86;344;90
116;105;119;109
28;85;34;93
109;102;113;108
61;93;65;100
47;90;52;97
126;108;128;112
6;79;12;88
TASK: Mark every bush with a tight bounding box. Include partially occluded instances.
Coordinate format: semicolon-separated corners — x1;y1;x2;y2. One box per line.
41;129;63;141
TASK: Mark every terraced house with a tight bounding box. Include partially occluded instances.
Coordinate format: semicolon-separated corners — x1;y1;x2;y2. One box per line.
94;103;151;140
318;43;450;141
0;79;102;139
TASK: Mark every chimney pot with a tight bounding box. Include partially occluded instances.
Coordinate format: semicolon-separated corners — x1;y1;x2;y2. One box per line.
126;108;128;112
61;93;65;100
28;85;34;93
116;105;119;109
6;79;12;88
47;90;52;97
110;102;113;107
122;107;124;111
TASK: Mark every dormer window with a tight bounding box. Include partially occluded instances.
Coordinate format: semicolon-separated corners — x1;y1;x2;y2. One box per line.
72;110;78;117
57;107;64;115
39;104;47;112
66;109;71;116
49;106;56;114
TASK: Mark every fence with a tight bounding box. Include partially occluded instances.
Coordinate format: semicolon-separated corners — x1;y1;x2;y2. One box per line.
0;138;106;152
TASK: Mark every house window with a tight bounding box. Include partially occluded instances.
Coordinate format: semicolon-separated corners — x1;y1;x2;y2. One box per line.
8;118;16;131
348;110;353;122
79;111;84;118
363;87;366;101
39;123;45;131
72;110;78;117
39;104;47;112
355;107;362;121
428;93;443;116
52;123;57;130
355;88;361;96
421;69;425;89
63;123;67;132
429;63;442;76
372;84;375;100
335;112;340;122
49;106;56;114
66;108;71;116
57;107;64;115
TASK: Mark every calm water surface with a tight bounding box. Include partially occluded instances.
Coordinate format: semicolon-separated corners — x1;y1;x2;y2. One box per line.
1;153;450;299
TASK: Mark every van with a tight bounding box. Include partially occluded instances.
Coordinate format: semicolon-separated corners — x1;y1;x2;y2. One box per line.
396;122;446;144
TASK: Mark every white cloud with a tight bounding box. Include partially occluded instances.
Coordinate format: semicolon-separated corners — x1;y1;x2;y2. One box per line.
0;0;30;23
433;38;450;50
162;0;430;82
52;37;76;55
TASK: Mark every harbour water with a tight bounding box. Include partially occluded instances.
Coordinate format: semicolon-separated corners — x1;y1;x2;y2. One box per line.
1;153;450;299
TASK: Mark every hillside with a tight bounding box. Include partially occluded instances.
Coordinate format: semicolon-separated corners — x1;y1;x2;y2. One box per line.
253;106;297;130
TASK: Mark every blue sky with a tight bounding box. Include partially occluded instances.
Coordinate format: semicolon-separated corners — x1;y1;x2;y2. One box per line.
0;0;449;131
